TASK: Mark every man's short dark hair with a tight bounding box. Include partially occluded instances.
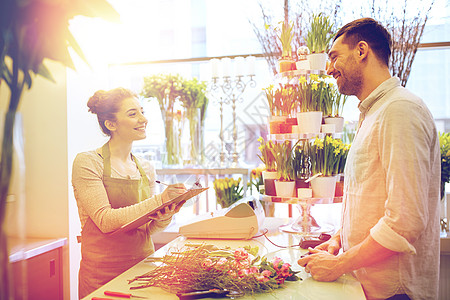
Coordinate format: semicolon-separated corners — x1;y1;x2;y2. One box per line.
334;18;392;66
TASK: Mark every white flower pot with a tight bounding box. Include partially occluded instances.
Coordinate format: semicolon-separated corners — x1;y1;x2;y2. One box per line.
324;116;345;132
296;60;310;71
307;53;328;71
321;123;335;133
296;111;323;134
311;175;337;200
275;180;296;197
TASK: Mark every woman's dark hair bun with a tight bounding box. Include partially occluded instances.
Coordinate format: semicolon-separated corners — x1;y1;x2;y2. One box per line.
87;90;106;114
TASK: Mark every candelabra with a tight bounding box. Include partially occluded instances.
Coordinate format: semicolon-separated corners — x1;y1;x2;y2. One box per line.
210;56;256;168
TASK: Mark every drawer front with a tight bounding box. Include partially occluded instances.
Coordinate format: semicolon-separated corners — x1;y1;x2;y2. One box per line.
12;247;62;300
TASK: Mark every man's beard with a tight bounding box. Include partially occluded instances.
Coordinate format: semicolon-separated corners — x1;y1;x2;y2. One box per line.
337;56;363;97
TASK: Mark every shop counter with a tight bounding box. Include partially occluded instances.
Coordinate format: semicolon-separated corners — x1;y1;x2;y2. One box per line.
82;220;366;300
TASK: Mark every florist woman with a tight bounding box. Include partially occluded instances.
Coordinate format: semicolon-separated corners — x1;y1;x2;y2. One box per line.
72;88;186;298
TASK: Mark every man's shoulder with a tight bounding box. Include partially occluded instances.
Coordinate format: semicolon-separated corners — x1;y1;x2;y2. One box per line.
382;85;427;112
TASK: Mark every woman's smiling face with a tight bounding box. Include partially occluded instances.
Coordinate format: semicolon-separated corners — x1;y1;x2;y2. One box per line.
110;97;148;141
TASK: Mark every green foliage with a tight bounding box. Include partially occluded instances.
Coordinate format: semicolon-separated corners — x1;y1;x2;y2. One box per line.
310;136;350;176
0;1;119;299
439;132;450;185
305;13;335;53
270;21;295;58
272;140;295;181
292;142;311;180
141;74;209;165
263;84;296;116
257;137;277;172
131;244;300;295
297;74;339;114
213;177;244;208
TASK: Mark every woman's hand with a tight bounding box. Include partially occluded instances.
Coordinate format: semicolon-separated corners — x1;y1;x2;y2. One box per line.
151;203;182;222
161;183;186;203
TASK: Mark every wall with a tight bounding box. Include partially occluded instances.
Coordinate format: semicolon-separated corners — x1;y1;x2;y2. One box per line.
67;62;109;300
1;60;70;299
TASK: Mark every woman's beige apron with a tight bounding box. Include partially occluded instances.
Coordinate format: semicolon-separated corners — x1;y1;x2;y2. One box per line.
78;143;153;299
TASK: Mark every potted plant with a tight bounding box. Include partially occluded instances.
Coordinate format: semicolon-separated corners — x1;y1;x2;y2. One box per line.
309;136;350;199
439;132;450;201
272;140;296;197
292;141;311;191
296;74;328;134
264;84;289;134
305;13;335;70
249;165;265;194
273;21;295;73
324;80;348;132
0;1;119;298
180;77;209;166
278;85;298;134
213;177;244;209
141;74;185;166
257;137;278;196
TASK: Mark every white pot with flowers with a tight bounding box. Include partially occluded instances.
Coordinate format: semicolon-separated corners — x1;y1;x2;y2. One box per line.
305;13;335;71
257;137;278;196
309;136;350;201
273;140;296;197
322;77;348;133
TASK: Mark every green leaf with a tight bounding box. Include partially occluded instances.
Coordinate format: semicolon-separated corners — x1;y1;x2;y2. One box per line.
23;69;32;89
36;63;55;83
66;31;89;67
71;0;121;22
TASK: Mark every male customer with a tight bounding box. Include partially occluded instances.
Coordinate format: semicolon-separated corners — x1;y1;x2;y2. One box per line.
298;18;440;300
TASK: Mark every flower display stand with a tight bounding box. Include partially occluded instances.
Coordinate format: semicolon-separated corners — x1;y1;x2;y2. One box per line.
260;194;340;236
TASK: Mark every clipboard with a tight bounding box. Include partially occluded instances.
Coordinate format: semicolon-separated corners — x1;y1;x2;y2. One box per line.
109;187;208;236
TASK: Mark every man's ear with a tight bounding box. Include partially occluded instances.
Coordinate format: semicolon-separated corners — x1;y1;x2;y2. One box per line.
356;41;369;61
105;120;116;132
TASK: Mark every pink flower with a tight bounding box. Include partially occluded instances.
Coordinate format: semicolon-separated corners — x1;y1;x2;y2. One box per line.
248;266;259;274
202;258;213;269
256;275;270;283
228;270;237;277
238;268;250;277
280;263;292;275
215;257;228;270
271;257;282;270
261;270;272;277
234;248;249;261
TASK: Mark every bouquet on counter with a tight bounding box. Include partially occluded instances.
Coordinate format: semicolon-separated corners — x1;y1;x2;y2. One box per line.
129;244;300;295
213;177;244;208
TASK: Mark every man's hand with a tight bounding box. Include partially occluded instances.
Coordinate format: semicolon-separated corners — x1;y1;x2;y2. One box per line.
315;233;341;255
297;248;344;281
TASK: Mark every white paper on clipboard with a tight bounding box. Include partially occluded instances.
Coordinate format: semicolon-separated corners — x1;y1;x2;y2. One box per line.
109;187;208;236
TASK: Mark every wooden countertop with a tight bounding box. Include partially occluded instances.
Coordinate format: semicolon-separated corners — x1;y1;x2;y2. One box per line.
82;214;366;300
8;237;67;263
82;235;366;300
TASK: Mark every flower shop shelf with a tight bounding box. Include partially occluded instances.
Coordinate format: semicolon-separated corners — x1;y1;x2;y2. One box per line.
156;167;249;214
260;194;342;236
260;194;342;204
277;69;327;78
267;132;342;141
